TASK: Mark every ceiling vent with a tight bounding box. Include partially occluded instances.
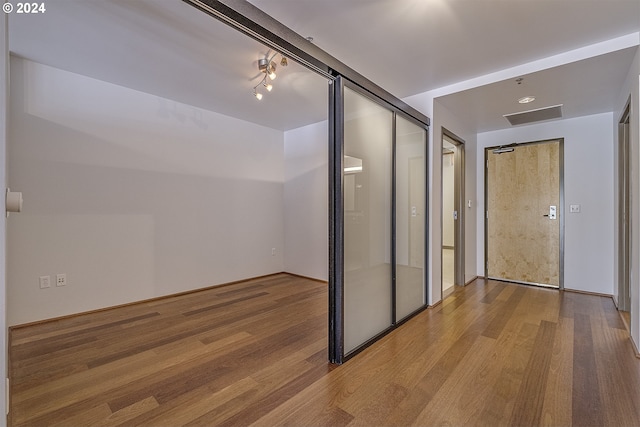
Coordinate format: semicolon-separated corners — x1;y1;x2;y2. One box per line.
503;104;563;126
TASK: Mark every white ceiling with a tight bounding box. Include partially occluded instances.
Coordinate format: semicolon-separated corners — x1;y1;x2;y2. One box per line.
437;47;638;132
8;0;640;133
251;0;640;96
8;0;329;131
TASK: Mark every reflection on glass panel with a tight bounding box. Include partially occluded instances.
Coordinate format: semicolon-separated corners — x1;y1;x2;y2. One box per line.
395;116;426;320
343;87;393;354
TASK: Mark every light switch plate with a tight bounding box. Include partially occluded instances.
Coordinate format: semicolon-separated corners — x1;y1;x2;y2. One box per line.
39;276;50;289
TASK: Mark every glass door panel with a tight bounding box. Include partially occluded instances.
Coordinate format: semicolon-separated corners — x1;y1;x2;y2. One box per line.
343;86;393;354
395;116;426;321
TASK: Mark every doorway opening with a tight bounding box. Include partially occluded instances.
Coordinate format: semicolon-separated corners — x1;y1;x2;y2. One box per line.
485;139;564;289
441;129;465;298
617;99;631;320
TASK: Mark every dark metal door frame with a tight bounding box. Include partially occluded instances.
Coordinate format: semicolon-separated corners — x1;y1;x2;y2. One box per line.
618;98;631;312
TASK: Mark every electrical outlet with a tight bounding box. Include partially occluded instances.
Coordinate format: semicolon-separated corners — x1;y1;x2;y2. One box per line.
39;276;50;289
56;274;66;287
271;248;276;256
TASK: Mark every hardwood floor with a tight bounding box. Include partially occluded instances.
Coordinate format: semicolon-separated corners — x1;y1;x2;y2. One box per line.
9;274;640;426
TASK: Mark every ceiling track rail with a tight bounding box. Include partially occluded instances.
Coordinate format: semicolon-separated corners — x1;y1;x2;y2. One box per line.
182;0;335;81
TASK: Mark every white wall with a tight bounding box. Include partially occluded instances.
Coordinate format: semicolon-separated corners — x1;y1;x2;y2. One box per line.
7;57;285;325
614;47;640;349
283;121;328;281
477;113;615;294
0;14;8;425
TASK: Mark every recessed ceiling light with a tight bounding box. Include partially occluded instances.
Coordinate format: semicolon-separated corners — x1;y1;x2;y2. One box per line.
518;96;536;104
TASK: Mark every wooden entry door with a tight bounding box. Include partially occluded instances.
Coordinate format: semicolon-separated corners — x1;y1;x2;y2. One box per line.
486;140;561;287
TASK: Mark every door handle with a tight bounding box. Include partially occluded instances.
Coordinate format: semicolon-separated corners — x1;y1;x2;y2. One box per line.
544;206;557;219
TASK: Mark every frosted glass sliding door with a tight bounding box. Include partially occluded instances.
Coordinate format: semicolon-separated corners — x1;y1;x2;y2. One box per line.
329;77;429;363
343;86;393;354
395;116;426;321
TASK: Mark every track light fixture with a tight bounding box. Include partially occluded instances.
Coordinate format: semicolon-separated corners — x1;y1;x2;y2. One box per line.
252;74;268;101
258;58;277;80
252;51;286;100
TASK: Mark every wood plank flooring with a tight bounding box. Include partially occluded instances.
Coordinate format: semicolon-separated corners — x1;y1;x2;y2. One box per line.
9;274;640;426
